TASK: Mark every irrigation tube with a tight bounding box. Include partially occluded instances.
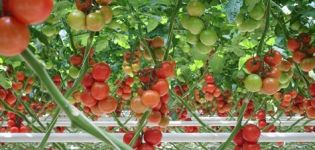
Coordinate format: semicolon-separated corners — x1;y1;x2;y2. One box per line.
3;117;315;127
0;133;315;143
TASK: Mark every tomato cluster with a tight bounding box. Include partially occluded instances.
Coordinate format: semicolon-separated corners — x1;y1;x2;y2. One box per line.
68;0;113;31
288;33;315;72
79;62;117;116
0;112;31;133
123;128;162;150
123;50;142;76
180;0;217;54
244;50;293;95
233;124;261;150
116;76;134;101
0;0;53;56
236;0;265;32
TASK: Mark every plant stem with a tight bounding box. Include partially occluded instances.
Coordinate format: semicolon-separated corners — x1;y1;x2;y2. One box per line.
257;0;271;56
38;108;60;149
62;19;77;53
163;0;182;61
20;49;131;150
129;110;150;147
217;95;251;150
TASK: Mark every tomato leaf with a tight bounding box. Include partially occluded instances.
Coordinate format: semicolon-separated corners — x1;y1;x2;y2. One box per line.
0;73;12;89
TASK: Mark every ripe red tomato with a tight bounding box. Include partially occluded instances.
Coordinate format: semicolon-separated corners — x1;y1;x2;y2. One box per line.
138;143;155;150
82;73;95;89
243;142;261;150
310;83;315;97
141;90;160;108
264;50;282;67
151;79;169;96
0;89;8;100
144;128;162;145
233;129;244;146
91;82;109;100
156;61;176;78
256;110;266;120
5;91;16;106
242;124;261;143
10;127;19;133
7;0;54;25
92;63;111;82
0;17;30;56
245;57;262;73
70;55;83;66
265;67;281;79
130;97;148;114
287;38;300;51
292;51;306;64
80;91;97;107
75;0;92;12
123;132;141;148
204;74;215;84
306;106;315;119
97;96;117;114
148;110;162;124
16;71;25;81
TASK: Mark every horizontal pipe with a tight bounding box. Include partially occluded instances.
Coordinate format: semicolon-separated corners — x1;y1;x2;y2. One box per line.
3;116;314;127
0;133;315;143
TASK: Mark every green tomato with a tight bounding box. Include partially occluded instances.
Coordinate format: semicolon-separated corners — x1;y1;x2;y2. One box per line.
244;74;262;92
195;42;213;54
180;15;191;29
280;80;290;89
249;3;265;20
69;66;80;78
186;32;199;45
67;10;86;31
191;46;207;61
279;73;290;84
200;29;218;46
186;17;204;35
238;18;259;32
235;13;244;25
187;0;206;17
42;25;58;37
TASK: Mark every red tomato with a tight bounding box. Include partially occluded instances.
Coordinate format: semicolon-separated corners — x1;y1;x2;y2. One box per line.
97;96;117;114
144;128;162;145
245;57;262;73
306;106;315;119
264;50;282;67
91;82;109;100
141;90;160;108
233;129;244;146
0;89;8;100
92;63;111;82
80;91;97;107
8;0;53;25
151;79;169;96
242;124;261;143
256;110;266;120
16;71;25;81
75;0;92;12
10;127;19;133
82;73;95;89
0;17;30;56
5;91;16;105
138;143;155;150
243;142;261;150
265;67;281;79
130;97;148;114
204;74;215;84
148;111;162;124
287;38;300;51
156;61;176;78
292;51;306;64
122;132;141;148
70;55;83;66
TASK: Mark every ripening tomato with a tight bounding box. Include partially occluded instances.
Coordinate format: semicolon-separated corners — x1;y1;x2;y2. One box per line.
90;104;103;116
8;0;53;25
86;11;105;32
264;50;282;67
243;142;261;150
0;17;30;56
148;111;162;124
92;63;111;82
287;38;300;51
80;91;97;107
261;78;280;95
138;143;155;150
130;97;148;114
159;116;170;127
144;128;162;145
300;57;315;72
91;82;109;100
278;60;292;72
97;96;117;114
233;129;244;145
151;79;169;96
242;124;261;143
123;132;141;148
149;36;164;48
265;67;281;79
245;57;262;73
292;51;306;64
141;90;160;108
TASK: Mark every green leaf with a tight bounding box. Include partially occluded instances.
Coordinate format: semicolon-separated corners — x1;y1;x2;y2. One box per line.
209;53;225;74
95;38;109;52
225;0;243;23
266;37;276;46
239;39;258;49
30;27;49;46
0;74;12;89
238;54;251;70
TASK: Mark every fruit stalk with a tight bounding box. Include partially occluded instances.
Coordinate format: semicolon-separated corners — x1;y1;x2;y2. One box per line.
20;49;132;150
129;110;150;147
257;0;270;56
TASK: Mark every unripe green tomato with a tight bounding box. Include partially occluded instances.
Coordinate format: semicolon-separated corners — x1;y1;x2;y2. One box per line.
244;74;262;92
67;10;86;31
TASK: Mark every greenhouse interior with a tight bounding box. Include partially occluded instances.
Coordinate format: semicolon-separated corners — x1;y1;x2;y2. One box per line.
0;0;315;149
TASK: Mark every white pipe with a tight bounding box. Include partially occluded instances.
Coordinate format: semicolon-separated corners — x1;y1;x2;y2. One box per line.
3;117;314;127
0;133;315;143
